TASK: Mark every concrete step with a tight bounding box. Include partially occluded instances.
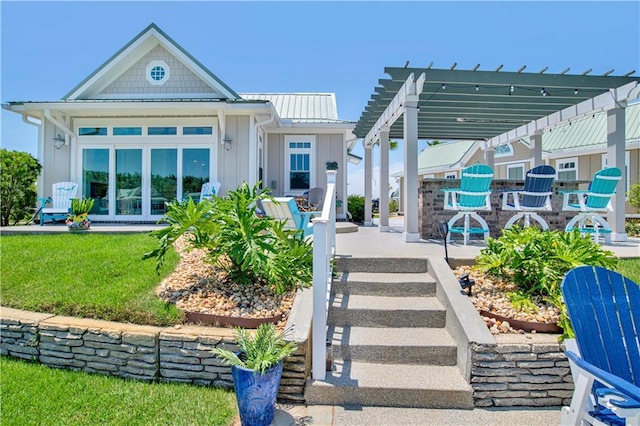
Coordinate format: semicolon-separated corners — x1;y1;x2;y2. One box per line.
329;326;457;365
328;295;446;328
305;361;474;409
333;272;437;297
335;257;428;274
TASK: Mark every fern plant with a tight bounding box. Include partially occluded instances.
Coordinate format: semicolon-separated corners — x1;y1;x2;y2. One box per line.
212;323;297;374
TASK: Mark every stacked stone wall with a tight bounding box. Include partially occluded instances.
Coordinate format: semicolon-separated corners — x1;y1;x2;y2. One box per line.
471;336;573;407
0;307;310;402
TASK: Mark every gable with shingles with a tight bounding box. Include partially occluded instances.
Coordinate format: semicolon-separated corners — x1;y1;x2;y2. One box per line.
240;93;343;122
99;45;218;97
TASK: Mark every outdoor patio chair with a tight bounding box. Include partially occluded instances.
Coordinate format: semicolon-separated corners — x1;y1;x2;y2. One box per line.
261;197;321;237
306;187;325;211
560;265;640;426
442;164;494;245
561;167;622;244
502;165;556;230
39;181;78;226
199;181;221;203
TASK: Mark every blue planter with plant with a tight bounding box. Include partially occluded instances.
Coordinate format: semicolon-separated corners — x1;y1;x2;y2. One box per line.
213;324;296;426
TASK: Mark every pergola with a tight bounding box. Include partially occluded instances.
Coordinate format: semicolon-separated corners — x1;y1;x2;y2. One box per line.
354;66;640;242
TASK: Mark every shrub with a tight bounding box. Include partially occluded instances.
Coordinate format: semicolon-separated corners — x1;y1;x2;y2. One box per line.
628;181;640;212
0;149;42;226
626;219;640;237
347;194;365;223
389;199;399;214
144;182;313;294
473;226;618;339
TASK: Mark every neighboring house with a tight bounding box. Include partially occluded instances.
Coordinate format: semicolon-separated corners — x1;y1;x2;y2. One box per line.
3;23;356;222
393;103;640;214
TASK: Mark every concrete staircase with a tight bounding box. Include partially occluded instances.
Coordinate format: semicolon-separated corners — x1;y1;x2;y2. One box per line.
305;257;474;408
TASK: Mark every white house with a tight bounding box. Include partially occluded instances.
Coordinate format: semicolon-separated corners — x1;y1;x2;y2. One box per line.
3;23;356;222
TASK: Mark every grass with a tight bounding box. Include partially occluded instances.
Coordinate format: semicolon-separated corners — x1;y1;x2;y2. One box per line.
617;258;640;283
0;233;181;326
0;357;237;426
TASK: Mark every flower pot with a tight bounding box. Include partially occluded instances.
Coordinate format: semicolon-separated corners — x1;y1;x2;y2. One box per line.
66;213;91;231
231;362;283;426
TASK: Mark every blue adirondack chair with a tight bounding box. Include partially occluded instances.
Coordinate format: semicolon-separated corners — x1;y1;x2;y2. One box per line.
39;181;78;226
561;167;622;244
260;197;321;237
442;164;493;245
199;181;221;203
560;265;640;426
502;165;556;230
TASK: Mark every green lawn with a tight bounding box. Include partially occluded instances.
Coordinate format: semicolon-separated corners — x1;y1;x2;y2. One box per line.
0;357;236;426
618;258;640;283
0;233;181;326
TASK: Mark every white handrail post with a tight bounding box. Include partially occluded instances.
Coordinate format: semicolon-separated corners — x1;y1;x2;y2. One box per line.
327;170;337;252
312;219;328;380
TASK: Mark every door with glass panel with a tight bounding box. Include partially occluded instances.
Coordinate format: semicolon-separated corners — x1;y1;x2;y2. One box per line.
182;148;210;202
115;148;143;217
82;149;110;216
150;148;177;215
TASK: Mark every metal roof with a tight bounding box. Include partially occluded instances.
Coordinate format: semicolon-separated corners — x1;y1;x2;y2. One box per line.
417;140;477;172
355;66;639;140
541;102;640;152
240;93;344;122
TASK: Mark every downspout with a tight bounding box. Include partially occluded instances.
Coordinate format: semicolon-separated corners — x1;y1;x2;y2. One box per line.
253;109;275;188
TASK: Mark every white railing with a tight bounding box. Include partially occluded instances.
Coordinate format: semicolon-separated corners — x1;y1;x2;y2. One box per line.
311;170;337;380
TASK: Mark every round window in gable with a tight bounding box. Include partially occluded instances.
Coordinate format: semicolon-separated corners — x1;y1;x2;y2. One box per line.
145;60;170;85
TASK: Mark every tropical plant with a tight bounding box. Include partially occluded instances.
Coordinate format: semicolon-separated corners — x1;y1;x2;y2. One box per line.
144;182;313;294
212;323;297;374
473;226;618;338
70;197;95;215
0;148;42;226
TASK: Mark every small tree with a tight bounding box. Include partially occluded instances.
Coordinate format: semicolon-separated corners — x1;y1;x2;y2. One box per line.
0;149;42;226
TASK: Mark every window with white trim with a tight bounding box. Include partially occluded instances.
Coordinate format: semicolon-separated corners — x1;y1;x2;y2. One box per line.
444;172;457;179
285;136;314;193
556;158;578;180
145;60;170;85
495;143;514;158
507;164;525;180
602;151;631;194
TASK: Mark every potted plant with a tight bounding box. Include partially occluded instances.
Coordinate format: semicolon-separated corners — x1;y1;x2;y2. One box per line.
213;323;297;426
326;161;339;171
66;197;94;231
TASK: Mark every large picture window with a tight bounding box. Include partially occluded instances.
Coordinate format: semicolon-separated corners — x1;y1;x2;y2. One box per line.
285;136;315;193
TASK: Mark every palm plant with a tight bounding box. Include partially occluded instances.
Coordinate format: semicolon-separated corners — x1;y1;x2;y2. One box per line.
212;323;297;374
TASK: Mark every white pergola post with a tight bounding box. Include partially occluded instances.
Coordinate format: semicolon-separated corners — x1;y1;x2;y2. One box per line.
607;107;627;242
364;146;373;226
484;145;495;170
379;129;390;232
530;132;543;169
403;98;420;242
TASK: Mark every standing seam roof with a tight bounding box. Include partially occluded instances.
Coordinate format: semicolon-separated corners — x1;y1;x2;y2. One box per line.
417;140;477;171
240;93;339;121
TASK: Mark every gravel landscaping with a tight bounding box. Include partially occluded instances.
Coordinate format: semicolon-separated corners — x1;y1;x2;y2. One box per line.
156;237;295;328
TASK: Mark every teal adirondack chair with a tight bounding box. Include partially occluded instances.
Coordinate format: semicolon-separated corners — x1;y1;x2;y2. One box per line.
561;167;622;244
560;266;640;426
260;197;321;237
199;181;221;203
39;181;78;226
502;165;556;230
442;164;493;245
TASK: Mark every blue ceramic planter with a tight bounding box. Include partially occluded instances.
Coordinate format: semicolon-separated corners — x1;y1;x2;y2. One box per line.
232;362;284;426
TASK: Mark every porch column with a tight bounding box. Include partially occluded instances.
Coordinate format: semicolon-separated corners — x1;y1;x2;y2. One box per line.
485;146;495;170
403;98;420;242
530;132;543;169
364;145;373;226
607;106;627;242
379;129;390;232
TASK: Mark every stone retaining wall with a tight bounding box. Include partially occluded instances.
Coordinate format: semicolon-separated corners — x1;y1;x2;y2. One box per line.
0;307;310;402
471;335;573;407
419;179;586;240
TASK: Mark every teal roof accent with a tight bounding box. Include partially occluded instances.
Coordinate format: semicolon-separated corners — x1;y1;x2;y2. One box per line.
240;93;348;122
63;23;239;100
542;103;640;152
417;140;477;172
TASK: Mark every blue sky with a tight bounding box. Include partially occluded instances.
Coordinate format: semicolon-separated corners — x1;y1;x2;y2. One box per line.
2;1;639;197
